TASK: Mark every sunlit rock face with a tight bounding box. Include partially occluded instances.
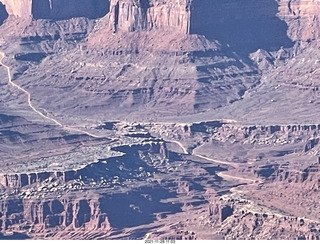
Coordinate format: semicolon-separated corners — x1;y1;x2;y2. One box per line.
1;0;319;46
106;0;191;33
105;0;296;53
277;0;320;42
0;0;32;18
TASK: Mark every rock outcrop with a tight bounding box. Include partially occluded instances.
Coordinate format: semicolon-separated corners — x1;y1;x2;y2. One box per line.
106;0;293;52
277;0;320;42
0;0;32;18
0;0;109;19
201;122;320;147
257;162;320;187
208;199;234;223
0;139;168;189
1;0;320;46
0;196;111;236
0;136;170;238
107;0;191;33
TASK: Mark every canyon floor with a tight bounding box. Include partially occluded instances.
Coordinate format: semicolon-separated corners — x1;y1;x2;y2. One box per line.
1;0;320;240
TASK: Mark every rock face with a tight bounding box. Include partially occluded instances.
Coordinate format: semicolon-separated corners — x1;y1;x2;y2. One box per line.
208;199;234;223
277;0;320;42
0;196;111;236
108;0;191;33
0;135;169;238
0;0;109;19
0;0;320;45
106;0;293;53
0;0;32;18
0;139;168;188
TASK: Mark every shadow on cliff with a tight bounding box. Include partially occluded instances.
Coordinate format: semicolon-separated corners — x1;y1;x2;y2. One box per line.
0;233;29;240
73;144;158;183
190;0;293;55
31;0;110;20
100;186;182;229
0;2;8;26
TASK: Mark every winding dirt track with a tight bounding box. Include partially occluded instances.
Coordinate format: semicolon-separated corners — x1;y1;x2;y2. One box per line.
0;52;103;139
167;138;257;184
167;140;189;154
194;154;240;168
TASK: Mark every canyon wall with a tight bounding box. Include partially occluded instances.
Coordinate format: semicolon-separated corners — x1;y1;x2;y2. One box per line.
0;138;170;238
0;196;111;235
105;0;320;51
277;0;320;42
1;0;320;46
0;140;168;188
107;0;190;33
0;0;32;17
0;0;109;19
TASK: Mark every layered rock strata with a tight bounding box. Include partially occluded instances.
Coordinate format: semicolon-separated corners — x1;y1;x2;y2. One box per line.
0;196;111;236
0;0;109;19
0;140;167;188
107;0;191;33
277;0;320;42
1;0;320;45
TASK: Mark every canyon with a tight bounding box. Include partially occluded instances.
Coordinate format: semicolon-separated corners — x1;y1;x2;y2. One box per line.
0;0;320;240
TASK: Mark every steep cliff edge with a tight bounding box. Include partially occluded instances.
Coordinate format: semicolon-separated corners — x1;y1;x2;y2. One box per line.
103;0;294;52
0;136;171;238
0;0;109;20
1;0;320;47
0;0;32;18
278;0;320;42
107;0;190;33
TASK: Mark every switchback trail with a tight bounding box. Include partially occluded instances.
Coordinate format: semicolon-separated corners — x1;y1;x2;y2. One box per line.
167;139;189;154
0;52;103;139
194;154;240;168
167;138;257;183
217;171;261;184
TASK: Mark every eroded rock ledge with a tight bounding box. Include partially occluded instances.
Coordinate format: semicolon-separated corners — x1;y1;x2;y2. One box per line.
0;0;109;20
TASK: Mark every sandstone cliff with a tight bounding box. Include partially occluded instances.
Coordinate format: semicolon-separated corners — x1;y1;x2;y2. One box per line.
278;0;320;42
1;0;320;47
0;137;169;238
0;0;109;19
0;139;167;189
0;0;32;18
1;0;319;55
0;195;111;237
108;0;190;33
